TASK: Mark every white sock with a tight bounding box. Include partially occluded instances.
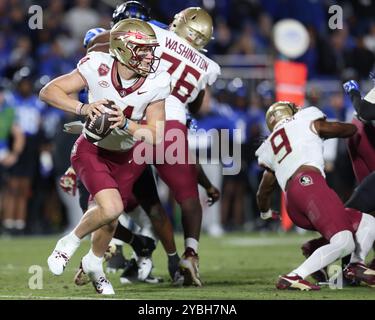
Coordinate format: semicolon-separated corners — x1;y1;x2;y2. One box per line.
185;238;199;253
14;219;25;230
287;272;298;277
350;214;375;263
3;219;15;229
56;231;81;257
82;249;104;274
292;230;355;279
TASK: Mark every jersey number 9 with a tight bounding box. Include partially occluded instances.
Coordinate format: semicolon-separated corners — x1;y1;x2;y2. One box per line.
270;128;292;163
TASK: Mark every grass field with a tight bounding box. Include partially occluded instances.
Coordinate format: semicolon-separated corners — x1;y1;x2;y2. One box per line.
1;232;375;300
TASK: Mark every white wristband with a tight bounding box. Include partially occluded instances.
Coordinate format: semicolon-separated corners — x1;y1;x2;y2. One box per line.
260;209;273;220
75;102;85;115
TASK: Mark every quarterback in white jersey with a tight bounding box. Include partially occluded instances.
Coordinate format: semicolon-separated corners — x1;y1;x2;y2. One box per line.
82;7;221;287
40;19;169;295
77;50;170;151
255;101;375;292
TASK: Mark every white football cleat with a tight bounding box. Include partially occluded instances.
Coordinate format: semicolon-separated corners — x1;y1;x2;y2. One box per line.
137;257;153;281
93;276;115;295
74;258;115;295
74;262;91;286
47;250;70;276
179;248;202;287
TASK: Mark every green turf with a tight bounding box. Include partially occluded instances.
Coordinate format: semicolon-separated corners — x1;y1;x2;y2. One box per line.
0;232;374;300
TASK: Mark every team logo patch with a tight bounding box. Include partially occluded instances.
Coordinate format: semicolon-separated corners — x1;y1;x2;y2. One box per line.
98;63;110;76
300;175;313;186
98;80;109;88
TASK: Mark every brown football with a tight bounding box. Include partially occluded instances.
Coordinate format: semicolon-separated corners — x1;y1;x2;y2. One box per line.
83;100;116;143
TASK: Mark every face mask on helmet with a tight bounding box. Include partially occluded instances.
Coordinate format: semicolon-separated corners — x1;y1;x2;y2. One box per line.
125;42;160;77
186;27;208;49
266;101;298;132
110;19;160;77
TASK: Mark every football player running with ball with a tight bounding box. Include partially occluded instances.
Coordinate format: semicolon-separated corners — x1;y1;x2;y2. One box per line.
84;5;221;287
40;19;170;295
255;102;375;291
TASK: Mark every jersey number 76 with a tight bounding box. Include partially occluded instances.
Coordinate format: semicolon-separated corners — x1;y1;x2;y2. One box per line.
160;52;201;103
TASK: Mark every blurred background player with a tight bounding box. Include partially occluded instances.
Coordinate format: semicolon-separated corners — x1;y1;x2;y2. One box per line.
2;71;44;235
256;101;375;290
0;81;25;233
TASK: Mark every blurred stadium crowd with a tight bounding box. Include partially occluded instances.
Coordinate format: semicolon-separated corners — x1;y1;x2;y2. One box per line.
0;0;374;236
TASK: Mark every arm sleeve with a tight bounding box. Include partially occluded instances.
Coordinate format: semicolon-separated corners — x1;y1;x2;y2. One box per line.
150;72;171;103
255;141;273;170
76;53;96;87
207;62;221;86
300;106;326;121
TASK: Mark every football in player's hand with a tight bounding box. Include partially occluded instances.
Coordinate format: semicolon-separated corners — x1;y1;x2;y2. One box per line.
83;100;116;143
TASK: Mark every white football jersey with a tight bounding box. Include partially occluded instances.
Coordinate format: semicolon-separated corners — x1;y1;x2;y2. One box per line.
255;107;326;191
150;23;221;124
77;51;171;151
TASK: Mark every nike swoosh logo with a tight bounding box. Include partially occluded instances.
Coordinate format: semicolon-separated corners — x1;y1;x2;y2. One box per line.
137;91;147;95
95;116;105;135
